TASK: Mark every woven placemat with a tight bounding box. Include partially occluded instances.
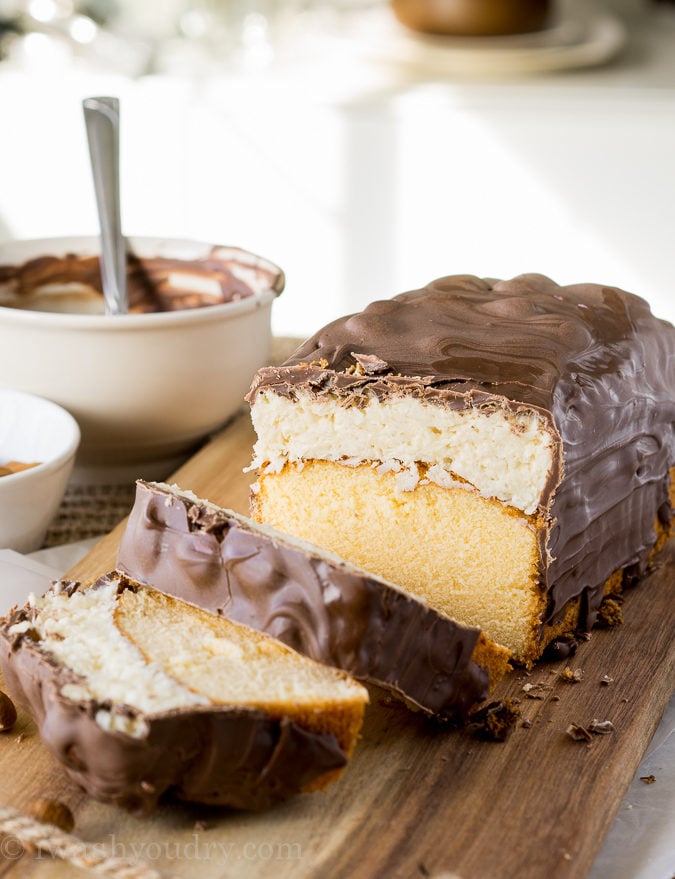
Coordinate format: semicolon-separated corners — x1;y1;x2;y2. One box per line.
43;483;137;548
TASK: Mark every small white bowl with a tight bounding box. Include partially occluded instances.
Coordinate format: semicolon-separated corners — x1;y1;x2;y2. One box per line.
0;236;284;480
0;390;80;553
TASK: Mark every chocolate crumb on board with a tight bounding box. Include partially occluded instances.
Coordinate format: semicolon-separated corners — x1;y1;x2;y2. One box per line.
596;596;624;627
469;699;521;741
566;723;593;743
640;775;656;785
544;634;579;660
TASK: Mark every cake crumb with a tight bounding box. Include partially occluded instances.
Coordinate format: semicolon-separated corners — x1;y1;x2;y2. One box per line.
599;674;614;685
522;681;550;699
640;775;656;785
567;719;615;741
560;666;584;683
589;719;615;735
597;596;624;627
470;699;521;742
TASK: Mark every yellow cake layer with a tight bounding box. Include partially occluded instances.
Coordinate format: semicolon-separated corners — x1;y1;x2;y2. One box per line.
253;460;546;662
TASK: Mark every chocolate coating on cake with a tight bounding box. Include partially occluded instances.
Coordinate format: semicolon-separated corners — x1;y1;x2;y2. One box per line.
116;481;495;720
0;576;347;816
0;247;280;313
247;274;675;633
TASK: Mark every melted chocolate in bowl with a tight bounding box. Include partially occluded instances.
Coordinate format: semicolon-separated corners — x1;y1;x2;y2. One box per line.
0;248;259;315
0;237;284;474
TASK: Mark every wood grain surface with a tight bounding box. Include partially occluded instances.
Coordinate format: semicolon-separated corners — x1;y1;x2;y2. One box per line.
1;403;673;879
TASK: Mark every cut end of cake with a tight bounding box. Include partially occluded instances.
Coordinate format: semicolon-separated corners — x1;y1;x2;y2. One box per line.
252;459;545;664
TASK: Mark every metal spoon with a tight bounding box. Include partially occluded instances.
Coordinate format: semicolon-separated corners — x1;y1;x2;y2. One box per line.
82;96;128;316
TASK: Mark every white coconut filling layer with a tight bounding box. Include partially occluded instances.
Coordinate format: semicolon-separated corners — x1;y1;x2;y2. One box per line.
250;390;555;515
13;581;207;736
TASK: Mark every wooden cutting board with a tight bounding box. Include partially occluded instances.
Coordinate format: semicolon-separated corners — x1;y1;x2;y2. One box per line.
1;408;673;879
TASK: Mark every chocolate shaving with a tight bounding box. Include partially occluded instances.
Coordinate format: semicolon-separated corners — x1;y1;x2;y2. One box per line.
470;699;521;742
351;352;389;375
566;723;593;743
543;634;579;661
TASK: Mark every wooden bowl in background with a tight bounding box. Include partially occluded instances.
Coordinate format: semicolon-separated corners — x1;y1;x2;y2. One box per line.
391;0;553;36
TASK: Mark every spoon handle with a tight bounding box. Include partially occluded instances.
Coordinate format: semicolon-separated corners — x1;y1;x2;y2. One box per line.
82;96;128;316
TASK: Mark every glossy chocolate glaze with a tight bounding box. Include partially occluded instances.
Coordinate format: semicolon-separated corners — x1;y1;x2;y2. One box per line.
0;576;347;815
116;481;499;720
0;247;269;313
247;274;675;633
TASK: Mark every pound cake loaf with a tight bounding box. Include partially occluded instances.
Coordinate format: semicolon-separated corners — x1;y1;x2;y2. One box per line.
0;574;367;815
247;274;675;665
116;480;510;720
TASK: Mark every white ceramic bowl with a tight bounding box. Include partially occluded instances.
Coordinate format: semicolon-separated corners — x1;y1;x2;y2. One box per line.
0;390;80;553
0;236;284;479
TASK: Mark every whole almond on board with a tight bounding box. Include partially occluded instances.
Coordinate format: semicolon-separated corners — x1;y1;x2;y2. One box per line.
0;691;17;732
27;799;75;834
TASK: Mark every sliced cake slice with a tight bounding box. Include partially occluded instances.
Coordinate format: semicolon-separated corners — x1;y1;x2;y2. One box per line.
246;274;674;665
0;574;367;815
116;480;511;720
